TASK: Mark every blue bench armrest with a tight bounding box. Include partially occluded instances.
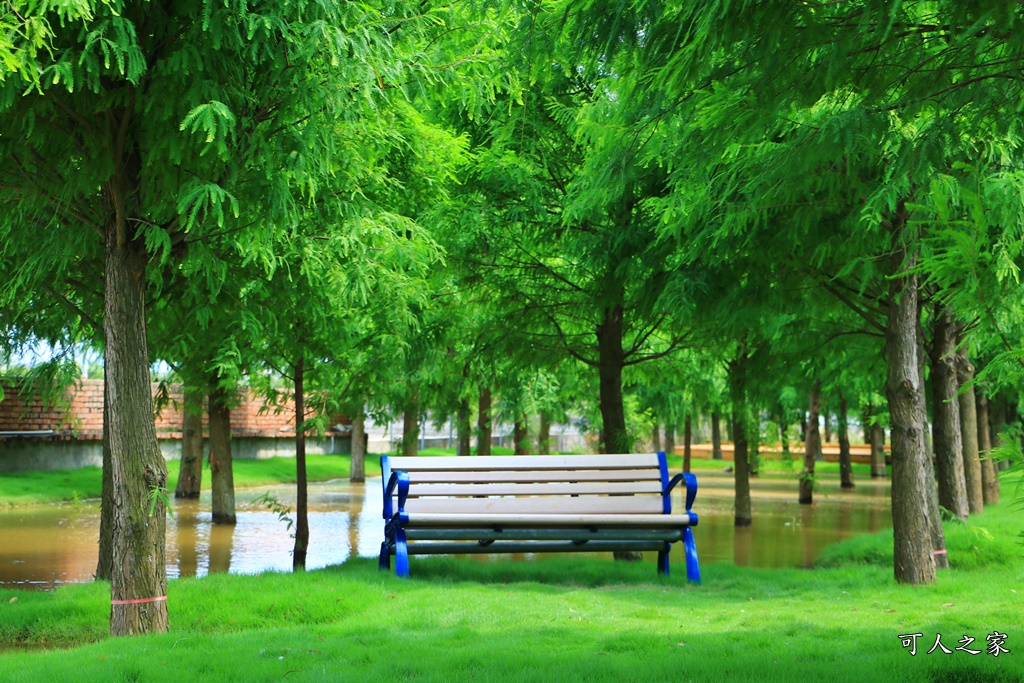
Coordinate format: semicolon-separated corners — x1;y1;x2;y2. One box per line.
384;470;410;519
380;455;410;520
663;472;698;513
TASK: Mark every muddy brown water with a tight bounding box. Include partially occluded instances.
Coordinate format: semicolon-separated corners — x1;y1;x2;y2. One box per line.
0;470;891;590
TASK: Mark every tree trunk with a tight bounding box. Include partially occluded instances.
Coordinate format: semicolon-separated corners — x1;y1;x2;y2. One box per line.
729;355;752;527
871;422;886;478
885;249;936;585
664;424;676;458
991;397;1008;474
96;379;113;581
293;356;308;571
711;411;723;460
917;295;949;569
862;407;873;445
402;395;419;457
778;411;791;462
823;407;832;445
800;382;821;505
956;347;983;515
208;383;236;525
350;408;366;483
596;304;629;453
477;387;492;456
457;397;472;456
683;413;692;473
750;436;760;477
175;386;204;499
930;307;969;519
976;392;998;505
105;225;168;635
651;424;661;453
538;412;551;455
838;393;854;489
513;417;529;455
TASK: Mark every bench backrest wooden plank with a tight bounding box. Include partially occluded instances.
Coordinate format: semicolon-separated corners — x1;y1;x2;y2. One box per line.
382;453;673;520
404;468;659;484
386;454;660;471
410;481;662;497
402;495;665;515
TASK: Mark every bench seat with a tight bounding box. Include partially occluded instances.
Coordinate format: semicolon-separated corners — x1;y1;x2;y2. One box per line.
379;452;700;582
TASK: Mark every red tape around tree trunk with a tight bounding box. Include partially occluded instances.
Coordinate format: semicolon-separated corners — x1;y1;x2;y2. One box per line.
111;595;167;605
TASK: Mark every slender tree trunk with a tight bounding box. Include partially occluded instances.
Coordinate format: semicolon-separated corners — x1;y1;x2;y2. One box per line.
293;356;308;571
683;413;692;473
976;392;998;505
918;296;949;569
866;403;885;478
871;423;887;478
778;411;791;462
514;417;529;455
457;397;472;456
800;382;821;505
402;395;419;457
885;248;936;585
96;379;113;581
930;307;969;519
208;383;235;525
537;412;551;455
350;408;366;483
105;224;168;635
175;386;204;499
651;424;661;453
956;347;983;515
711;412;723;460
664;424;676;458
750;435;760;477
990;397;1008;474
477;387;492;455
729;355;752;527
838;393;854;489
823;406;832;445
596;304;629;453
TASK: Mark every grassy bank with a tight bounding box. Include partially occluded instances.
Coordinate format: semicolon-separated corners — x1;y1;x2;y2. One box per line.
0;454;378;507
0;445;883;508
1;484;1021;682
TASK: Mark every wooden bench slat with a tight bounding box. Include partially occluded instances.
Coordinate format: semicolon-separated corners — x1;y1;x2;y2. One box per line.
400;512;695;527
408;481;662;497
405;541;669;555
404;468;660;484
402;496;664;515
387;454;660;471
404;528;686;541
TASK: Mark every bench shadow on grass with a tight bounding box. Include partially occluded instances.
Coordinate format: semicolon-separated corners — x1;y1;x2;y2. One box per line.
327;555;695;588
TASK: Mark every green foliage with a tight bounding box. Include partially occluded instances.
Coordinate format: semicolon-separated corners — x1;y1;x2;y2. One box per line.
252;491;294;532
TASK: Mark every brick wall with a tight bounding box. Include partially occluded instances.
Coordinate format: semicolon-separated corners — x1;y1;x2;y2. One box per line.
0;379;348;441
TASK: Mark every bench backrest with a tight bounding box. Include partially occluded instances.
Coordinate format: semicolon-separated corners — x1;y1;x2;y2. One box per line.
382;453;673;517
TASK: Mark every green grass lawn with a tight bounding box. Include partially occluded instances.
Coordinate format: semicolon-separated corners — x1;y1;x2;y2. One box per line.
1;475;1022;682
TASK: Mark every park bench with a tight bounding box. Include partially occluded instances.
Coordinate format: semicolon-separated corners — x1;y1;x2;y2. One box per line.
378;452;700;582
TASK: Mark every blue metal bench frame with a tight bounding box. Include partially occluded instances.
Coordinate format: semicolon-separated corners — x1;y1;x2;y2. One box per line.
379;452;700;583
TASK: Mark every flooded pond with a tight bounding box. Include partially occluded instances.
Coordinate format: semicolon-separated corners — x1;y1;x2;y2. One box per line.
0;470;891;590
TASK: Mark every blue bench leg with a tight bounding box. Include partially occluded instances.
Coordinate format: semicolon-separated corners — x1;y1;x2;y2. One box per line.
657;544;670;576
379;542;391;571
683;527;701;584
395;528;410;578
